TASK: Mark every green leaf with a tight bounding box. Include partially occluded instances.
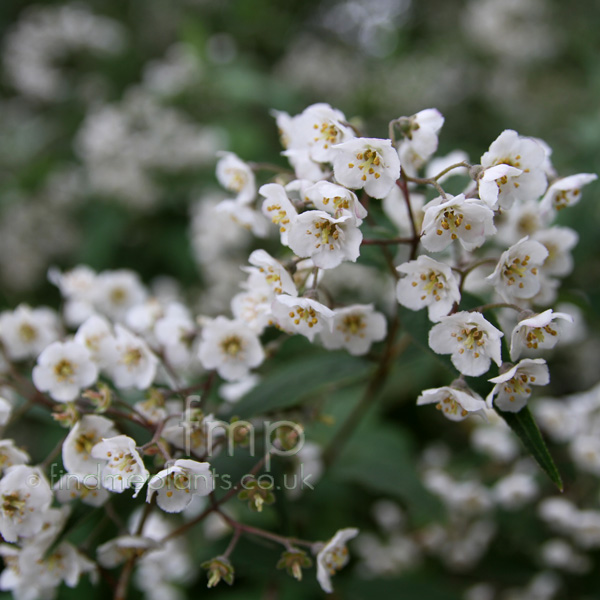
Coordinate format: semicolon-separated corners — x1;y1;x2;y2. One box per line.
495;404;563;491
232;352;371;418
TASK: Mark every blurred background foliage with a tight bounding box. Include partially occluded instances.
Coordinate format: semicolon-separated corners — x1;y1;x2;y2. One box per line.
1;0;600;598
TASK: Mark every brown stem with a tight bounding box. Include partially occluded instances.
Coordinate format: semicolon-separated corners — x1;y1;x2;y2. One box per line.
114;497;155;600
397;174;421;261
216;509;313;551
222;525;242;558
322;319;409;468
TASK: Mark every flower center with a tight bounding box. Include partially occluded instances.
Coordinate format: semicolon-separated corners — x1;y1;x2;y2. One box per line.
495;155;522;169
435;209;472;239
265;203;291;233
226;168;248;193
54;359;75;382
323;545;349;576
313;121;343;149
260;266;283;294
340;314;365;336
525;325;557;349
107;450;138;473
435;396;469;418
554;188;579;210
347;149;382;182
503;371;535;403
221;335;243;356
453;326;486;358
2;492;26;517
123;347;143;367
75;431;97;455
321;195;350;212
416;270;445;301
19;323;37;342
313;220;340;251
288;306;319;328
110;287;127;305
503;255;536;288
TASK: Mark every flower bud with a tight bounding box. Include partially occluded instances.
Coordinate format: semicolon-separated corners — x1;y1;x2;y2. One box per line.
201;556;234;588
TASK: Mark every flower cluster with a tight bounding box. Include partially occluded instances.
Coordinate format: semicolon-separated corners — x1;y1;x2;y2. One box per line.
0;100;596;600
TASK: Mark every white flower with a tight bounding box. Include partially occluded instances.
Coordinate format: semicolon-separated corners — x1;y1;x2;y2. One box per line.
470;418;519;463
0;304;60;361
532;226;578;277
396;256;461;322
133;394;168;425
91;434;149;497
147;459;213;513
100;325;159;389
74;314;113;366
509;309;573;361
304;180;367;225
297;103;355;163
62;414;118;475
487;358;550;412
197;316;264;381
0;441;29;474
48;265;97;327
125;298;165;348
495;199;553;246
0;397;11;426
272;108;297;150
480;129;548;210
287;211;362;269
398;108;444;175
246;249;297;296
540;173;597;212
493;473;538;510
316;527;359;593
538;497;578;533
32;340;98;402
154;308;198;370
231;287;273;334
97;535;158;568
260;183;298;245
219;374;260;403
486;237;548;302
420;194;496;252
429;311;503;377
283;147;330;181
0;541;96;598
0;465;53;542
569;435;600;477
477;163;524;209
92;269;147;322
271;295;334;342
162;409;220;456
215;199;269;238
54;473;110;507
417;386;487;421
319;304;387;356
215;151;256;204
541;539;591;574
331;137;400;199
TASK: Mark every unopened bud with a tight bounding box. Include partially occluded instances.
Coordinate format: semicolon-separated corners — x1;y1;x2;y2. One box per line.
276;549;312;581
201;556;234;588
